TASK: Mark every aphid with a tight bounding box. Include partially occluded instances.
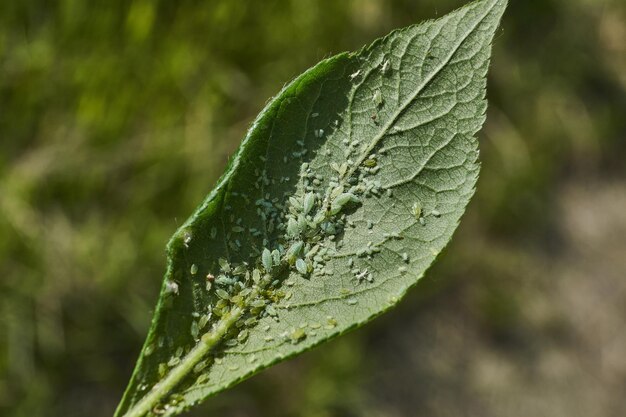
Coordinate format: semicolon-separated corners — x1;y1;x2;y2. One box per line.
190;321;199;339
252;269;261;284
183;230;193;247
290;328;306;343
206;273;215;282
218;258;231;273
266;305;278;317
349;69;361;80
347;258;354;267
190;264;198;275
363;158;377;168
215;275;235;286
373;90;383;107
144;343;155;356
402;253;409;263
237;329;249;343
381;58;390;74
216;289;230;299
210;227;217;239
305;244;320;258
330;184;344;199
320;221;337;235
193;360;209;374
295;259;308;275
355;269;371;283
271;249;281;266
431;209;441;218
158;363;168;378
199;313;211;329
286;217;299;237
330;192;359;215
165;280;179;295
287;241;304;264
168;356;181;367
311;112;319;118
338;163;348;177
412;202;422;219
347;298;358;305
398;266;407;274
303;192;316;215
262;248;273;271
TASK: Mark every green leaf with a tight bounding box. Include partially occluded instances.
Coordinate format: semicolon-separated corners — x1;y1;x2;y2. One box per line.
115;1;507;416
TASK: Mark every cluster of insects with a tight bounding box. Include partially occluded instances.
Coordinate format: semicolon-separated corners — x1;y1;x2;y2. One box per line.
150;54;442;398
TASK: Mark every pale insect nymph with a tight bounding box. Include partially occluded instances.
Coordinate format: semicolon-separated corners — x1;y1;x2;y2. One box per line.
381;58;390;74
349;69;361;80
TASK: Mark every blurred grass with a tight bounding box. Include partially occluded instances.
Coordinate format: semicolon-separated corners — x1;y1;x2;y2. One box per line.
1;0;625;416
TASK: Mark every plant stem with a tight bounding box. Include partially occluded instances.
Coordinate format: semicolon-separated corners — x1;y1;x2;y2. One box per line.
122;306;244;417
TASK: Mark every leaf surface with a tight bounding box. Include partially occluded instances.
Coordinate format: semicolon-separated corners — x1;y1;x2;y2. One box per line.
115;1;507;416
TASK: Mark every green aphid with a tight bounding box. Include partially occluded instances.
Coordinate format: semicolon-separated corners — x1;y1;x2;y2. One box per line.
303;192;316;215
363;158;377;168
290;328;306;343
412;202;422;220
218;258;231;273
271;249;281;266
286;217;299;237
286;241;304;264
216;289;230;299
262;248;273;271
330;193;360;215
237;329;249;343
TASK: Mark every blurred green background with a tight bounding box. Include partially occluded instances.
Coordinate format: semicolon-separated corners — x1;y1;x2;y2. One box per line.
1;0;625;416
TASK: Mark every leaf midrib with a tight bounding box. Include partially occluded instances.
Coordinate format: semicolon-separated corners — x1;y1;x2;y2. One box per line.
341;1;494;184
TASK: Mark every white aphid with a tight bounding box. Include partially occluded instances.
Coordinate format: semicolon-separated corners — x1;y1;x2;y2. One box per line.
165;280;179;295
183;230;193;247
381;59;390;74
373;90;383;106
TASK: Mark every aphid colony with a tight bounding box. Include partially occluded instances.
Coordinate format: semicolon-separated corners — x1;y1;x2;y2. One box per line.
156;56;445;383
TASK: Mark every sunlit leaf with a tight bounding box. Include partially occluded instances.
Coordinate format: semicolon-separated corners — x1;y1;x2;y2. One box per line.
115;1;507;416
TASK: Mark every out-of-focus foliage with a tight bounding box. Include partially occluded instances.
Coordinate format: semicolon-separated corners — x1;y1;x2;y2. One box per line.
0;1;624;417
